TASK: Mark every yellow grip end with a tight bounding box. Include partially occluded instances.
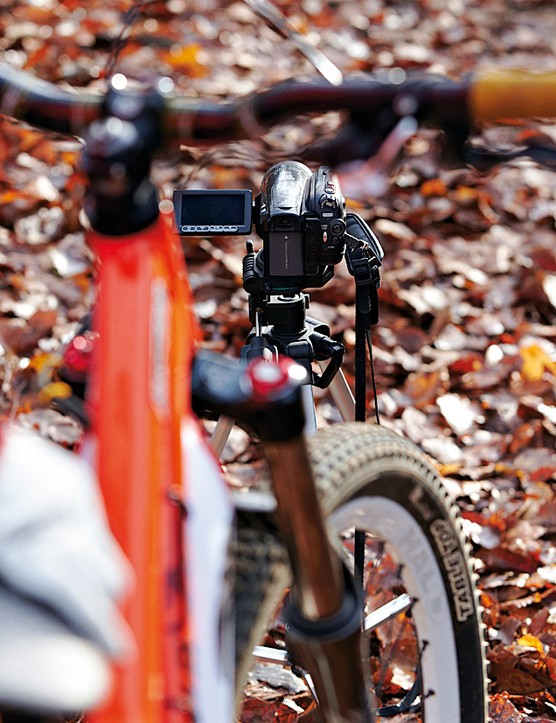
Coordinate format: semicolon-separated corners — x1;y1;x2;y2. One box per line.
470;67;556;122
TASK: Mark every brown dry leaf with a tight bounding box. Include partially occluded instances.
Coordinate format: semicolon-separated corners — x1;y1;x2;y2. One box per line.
489;645;553;696
512;448;556;483
0;308;57;355
402;368;448;408
489;692;526;722
436;393;484;436
240;696;312;722
477;546;538;575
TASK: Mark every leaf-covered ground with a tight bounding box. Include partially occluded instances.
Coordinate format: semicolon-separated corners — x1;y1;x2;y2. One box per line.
1;1;556;721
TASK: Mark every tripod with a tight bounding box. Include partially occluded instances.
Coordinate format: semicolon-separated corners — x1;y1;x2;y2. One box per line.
210;244;356;456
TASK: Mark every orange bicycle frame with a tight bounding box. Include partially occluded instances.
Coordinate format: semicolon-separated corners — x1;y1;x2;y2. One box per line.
84;208;230;723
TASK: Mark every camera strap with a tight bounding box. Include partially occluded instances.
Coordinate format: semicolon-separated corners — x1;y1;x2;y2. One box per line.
345;226;382;424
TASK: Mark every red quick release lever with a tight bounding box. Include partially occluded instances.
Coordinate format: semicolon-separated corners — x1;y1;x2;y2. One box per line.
247;357;308;401
61;332;98;380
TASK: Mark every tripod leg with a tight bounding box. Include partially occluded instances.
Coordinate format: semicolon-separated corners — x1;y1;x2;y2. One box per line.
210;415;236;457
318;362;356;422
301;386;318;436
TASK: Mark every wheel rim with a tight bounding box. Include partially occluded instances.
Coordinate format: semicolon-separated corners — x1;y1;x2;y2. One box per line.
329;496;461;722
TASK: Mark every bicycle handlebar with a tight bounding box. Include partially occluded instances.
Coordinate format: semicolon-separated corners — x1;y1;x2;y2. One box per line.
1;62;556;151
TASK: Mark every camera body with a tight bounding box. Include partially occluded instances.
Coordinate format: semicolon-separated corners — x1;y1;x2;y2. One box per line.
255;162;346;284
174;162;346;290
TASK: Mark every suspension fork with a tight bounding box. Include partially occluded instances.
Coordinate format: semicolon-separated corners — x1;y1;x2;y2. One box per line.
192;352;374;723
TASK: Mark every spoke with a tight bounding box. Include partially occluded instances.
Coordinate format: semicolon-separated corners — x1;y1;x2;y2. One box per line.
252;646;289;665
363;593;412;632
373;567;406;697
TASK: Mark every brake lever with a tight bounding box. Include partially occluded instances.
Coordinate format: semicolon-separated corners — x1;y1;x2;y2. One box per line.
243;0;343;86
465;140;556;172
333;116;418;200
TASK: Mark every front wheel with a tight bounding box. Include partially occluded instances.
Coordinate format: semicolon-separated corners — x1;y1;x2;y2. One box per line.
309;422;487;722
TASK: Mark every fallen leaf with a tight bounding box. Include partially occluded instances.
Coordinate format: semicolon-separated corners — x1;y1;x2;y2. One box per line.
489;692;526;722
520;344;556;382
516;633;544;654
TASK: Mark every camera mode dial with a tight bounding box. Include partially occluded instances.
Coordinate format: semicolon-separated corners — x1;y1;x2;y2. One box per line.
319;182;339;209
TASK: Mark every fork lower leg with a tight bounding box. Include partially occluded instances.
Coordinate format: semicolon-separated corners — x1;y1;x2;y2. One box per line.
263;437;374;723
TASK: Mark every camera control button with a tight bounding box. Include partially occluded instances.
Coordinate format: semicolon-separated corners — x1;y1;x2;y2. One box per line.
223;226;238;232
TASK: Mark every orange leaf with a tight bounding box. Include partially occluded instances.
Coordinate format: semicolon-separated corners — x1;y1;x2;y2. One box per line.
39;382;73;403
0;190;24;204
28;351;61;373
453;185;480;202
516;633;544;653
164;44;208;77
546;656;556;681
420;178;447;197
520;344;556;381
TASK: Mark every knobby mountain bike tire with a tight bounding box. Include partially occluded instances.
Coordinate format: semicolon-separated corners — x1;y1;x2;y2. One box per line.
236;422;488;722
234;505;289;691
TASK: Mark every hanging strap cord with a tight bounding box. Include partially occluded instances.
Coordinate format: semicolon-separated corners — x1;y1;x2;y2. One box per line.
344;213;383;424
344;215;383;588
